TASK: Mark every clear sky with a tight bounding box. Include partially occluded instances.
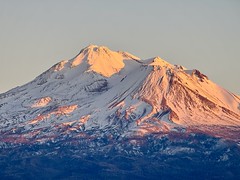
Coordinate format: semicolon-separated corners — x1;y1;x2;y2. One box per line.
0;0;239;94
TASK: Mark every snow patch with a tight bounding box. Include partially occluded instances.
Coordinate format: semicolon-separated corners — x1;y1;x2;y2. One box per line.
53;60;68;71
31;97;52;108
29;104;78;125
58;115;90;132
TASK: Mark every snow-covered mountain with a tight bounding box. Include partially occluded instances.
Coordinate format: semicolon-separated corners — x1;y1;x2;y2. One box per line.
1;45;240;179
0;45;240;144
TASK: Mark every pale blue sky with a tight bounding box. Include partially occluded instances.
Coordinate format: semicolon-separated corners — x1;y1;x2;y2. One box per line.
0;0;239;94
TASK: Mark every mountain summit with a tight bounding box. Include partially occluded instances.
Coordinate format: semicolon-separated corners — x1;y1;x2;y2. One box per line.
70;45;140;77
0;45;240;143
49;44;140;76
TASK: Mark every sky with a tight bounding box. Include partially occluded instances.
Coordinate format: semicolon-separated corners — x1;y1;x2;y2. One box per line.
0;0;239;94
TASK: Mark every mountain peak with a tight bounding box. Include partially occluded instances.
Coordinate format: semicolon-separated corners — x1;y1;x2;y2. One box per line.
70;45;139;77
151;56;171;66
81;44;111;54
143;56;173;69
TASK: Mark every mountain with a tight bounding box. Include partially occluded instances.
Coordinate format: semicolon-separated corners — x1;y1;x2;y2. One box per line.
0;45;240;179
1;45;239;142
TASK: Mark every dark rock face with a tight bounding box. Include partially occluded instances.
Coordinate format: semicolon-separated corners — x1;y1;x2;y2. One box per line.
85;79;108;92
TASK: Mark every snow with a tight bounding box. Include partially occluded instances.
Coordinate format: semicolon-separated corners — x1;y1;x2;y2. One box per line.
53;60;68;71
28;105;78;125
146;56;173;68
31;97;52;108
0;45;239;143
70;45;139;77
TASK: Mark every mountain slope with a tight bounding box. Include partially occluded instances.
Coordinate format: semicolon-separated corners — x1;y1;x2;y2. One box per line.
0;45;240;144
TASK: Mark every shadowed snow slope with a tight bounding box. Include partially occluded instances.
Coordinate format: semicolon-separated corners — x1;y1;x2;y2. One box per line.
0;45;239;143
